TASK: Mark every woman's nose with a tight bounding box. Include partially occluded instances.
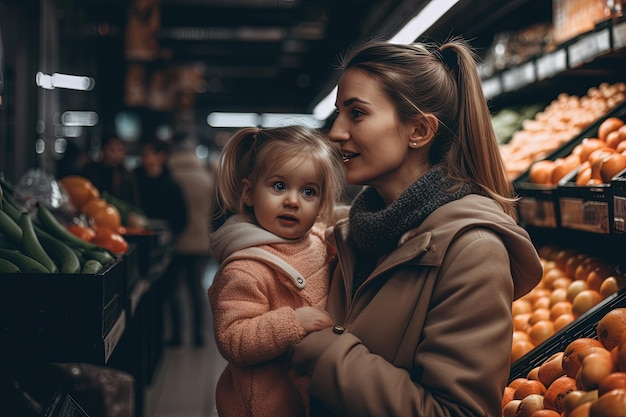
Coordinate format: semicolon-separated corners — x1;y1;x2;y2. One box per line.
328;117;349;142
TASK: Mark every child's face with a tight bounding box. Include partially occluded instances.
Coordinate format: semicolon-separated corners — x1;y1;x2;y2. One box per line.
243;157;323;239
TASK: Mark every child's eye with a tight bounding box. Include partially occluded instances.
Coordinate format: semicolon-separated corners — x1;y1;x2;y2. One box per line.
273;182;286;191
302;188;316;197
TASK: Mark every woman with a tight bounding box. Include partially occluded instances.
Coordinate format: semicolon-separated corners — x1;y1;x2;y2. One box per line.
291;38;543;417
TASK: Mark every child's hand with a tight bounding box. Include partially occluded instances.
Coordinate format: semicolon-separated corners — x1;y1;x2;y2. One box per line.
295;306;333;333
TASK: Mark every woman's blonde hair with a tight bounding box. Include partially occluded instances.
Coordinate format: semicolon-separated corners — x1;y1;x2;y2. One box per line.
214;125;345;224
340;38;517;217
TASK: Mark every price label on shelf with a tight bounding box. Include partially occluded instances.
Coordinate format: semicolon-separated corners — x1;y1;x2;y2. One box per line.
502;61;536;92
613;20;626;49
560;197;610;234
614;195;626;232
536;49;567;80
568;28;610;67
518;197;557;228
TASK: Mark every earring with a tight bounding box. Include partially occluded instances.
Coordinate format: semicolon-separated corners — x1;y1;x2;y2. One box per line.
411;142;418;147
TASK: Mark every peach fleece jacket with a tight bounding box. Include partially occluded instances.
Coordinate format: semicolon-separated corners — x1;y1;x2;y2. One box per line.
208;215;333;417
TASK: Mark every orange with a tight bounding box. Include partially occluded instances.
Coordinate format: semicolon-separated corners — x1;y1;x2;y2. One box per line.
549;287;568;306
538;352;566;387
567;280;589;302
562;338;605;378
60;175;100;209
567;401;592;417
529;159;556;184
514;313;532;332
550;301;573;322
91;226;129;254
513;379;547;400
597;372;626;396
552;277;574;291
596;307;626;351
527;366;540;380
503;386;516;409
509;377;529;389
529;320;555;345
597;117;625;141
512;339;536;363
589;388;626;417
66;224;96;242
564;390;598;416
618;329;626;372
513;299;533;316
90;204;122;232
544;375;576;413
516;394;544;417
529;308;551;324
578;138;607;162
81;198;109;217
502;399;521;417
572;290;603;318
554;313;575;331
600;276;626;299
577;348;614;391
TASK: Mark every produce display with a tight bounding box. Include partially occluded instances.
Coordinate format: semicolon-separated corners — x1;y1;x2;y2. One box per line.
511;246;626;364
503;306;626;417
527;116;626;186
0;177;117;274
500;82;626;182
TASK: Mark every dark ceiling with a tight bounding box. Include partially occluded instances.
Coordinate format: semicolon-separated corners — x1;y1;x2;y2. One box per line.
73;0;553;135
80;0;426;118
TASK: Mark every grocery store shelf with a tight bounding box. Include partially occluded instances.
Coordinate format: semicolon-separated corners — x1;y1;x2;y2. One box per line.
482;18;626;108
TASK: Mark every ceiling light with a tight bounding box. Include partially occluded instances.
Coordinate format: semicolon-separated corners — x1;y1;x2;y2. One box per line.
312;0;459;121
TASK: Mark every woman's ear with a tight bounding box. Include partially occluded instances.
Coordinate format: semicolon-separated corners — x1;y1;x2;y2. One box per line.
242;178;253;207
408;114;439;149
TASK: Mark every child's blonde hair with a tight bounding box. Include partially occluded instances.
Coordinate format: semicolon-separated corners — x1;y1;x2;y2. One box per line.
214;125;345;224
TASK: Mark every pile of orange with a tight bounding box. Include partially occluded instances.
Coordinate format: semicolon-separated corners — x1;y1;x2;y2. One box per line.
59;175;128;254
511;246;626;364
504;307;626;417
528;116;626;186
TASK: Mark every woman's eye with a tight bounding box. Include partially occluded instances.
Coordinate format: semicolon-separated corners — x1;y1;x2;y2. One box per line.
273;182;286;191
302;188;316;197
350;108;364;118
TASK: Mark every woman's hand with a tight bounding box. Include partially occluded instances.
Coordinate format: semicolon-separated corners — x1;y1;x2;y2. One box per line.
295;306;333;333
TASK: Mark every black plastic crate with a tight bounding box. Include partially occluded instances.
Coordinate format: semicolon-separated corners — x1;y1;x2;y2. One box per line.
0;257;125;364
509;286;626;382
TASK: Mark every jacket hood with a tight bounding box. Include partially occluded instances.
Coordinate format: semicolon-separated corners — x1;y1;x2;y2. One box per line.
412;194;542;300
332;195;543;300
209;214;292;262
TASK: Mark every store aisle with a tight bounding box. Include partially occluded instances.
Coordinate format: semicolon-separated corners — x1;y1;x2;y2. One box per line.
144;259;227;417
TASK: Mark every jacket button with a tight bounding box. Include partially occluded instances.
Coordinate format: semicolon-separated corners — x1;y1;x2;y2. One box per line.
332;325;346;334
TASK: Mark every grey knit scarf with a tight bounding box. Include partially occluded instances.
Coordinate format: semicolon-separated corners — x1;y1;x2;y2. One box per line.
347;166;483;299
349;165;481;255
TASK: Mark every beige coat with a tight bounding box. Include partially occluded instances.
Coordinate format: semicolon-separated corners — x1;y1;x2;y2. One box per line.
167;150;214;254
291;195;543;417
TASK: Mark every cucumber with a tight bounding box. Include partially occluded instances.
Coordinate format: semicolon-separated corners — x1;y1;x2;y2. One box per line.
0;258;21;273
0;248;50;273
38;232;81;274
19;213;58;273
81;259;103;274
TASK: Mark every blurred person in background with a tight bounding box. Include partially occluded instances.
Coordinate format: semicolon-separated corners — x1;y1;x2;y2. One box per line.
133;138;187;235
166;135;215;347
81;134;140;206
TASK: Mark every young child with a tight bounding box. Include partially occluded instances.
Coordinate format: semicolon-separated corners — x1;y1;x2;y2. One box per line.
208;125;344;417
